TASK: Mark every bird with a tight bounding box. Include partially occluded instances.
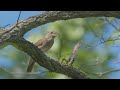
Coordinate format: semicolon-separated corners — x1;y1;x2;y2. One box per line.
26;31;58;72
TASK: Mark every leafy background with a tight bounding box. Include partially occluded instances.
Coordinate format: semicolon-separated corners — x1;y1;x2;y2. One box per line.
0;11;120;79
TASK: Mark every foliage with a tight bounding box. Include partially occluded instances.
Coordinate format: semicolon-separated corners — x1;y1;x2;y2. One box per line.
0;16;120;79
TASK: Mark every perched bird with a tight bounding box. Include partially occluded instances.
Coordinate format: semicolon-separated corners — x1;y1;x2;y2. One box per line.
27;31;58;72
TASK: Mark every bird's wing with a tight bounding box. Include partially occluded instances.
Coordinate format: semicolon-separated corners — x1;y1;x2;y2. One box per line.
35;37;46;47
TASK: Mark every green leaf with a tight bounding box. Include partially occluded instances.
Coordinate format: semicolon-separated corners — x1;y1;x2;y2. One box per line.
113;31;118;36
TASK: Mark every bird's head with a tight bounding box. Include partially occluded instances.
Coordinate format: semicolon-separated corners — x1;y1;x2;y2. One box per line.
45;31;58;39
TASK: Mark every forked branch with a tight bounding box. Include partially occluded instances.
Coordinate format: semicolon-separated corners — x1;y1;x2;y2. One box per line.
0;11;120;79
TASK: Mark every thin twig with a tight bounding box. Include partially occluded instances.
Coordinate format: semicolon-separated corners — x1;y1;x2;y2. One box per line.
61;57;68;64
78;57;104;70
68;41;81;66
95;68;120;77
85;18;107;49
90;37;120;48
105;17;120;31
17;11;21;23
0;66;48;75
0;11;22;38
85;19;99;38
3;24;10;28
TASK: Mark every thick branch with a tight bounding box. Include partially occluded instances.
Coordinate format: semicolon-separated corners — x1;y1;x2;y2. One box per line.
1;11;120;40
0;11;120;49
11;11;120;36
0;11;120;79
9;38;89;79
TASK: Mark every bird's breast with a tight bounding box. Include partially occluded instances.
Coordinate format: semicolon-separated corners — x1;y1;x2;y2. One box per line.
38;39;54;52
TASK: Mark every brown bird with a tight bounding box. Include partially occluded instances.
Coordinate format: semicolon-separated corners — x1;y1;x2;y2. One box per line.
27;31;58;72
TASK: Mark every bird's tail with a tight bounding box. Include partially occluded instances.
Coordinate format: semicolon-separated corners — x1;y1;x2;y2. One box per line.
27;58;35;72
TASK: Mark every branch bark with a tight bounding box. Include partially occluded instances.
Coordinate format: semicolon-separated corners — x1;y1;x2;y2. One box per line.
68;42;80;66
0;11;120;79
9;37;89;79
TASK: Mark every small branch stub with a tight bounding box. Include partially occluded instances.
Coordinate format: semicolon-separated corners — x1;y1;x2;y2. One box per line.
68;42;81;66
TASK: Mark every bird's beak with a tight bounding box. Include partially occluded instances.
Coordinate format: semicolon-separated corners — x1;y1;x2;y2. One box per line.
53;32;59;37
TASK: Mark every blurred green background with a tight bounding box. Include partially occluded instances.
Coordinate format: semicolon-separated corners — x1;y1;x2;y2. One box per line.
0;11;120;79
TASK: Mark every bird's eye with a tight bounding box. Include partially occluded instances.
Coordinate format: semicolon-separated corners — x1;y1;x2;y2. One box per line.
51;32;53;34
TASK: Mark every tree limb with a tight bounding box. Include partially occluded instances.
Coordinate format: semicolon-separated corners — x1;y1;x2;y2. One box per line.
0;11;120;79
1;11;120;39
9;37;89;79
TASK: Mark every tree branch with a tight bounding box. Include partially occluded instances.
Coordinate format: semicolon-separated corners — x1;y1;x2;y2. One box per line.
0;11;120;79
68;41;80;66
1;11;120;39
94;68;120;77
9;37;89;79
